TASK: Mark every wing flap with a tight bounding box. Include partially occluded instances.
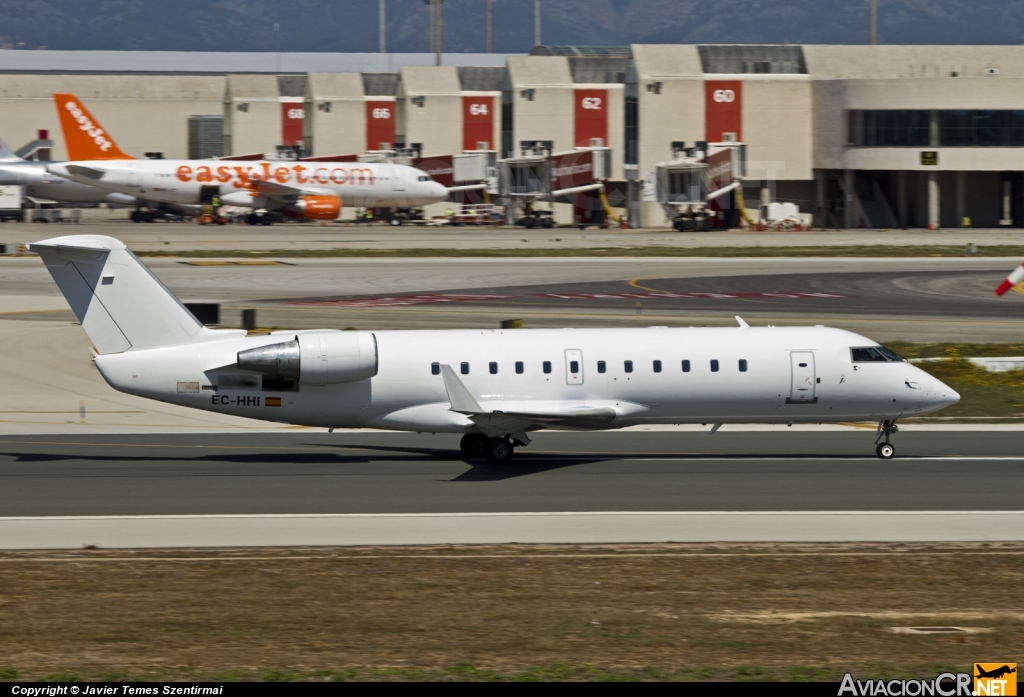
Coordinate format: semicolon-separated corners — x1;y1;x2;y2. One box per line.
248;177;333;199
438;364;618;430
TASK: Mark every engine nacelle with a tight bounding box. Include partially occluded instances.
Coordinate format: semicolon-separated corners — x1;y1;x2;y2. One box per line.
237;331;377;385
287;195;341;221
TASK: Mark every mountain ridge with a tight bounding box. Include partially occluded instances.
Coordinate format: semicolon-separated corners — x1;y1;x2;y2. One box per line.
0;0;1021;54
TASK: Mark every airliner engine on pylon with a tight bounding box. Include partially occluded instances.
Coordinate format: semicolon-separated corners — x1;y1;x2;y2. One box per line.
46;94;448;225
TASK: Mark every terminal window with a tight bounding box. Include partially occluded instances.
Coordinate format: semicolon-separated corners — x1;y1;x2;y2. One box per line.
850;109;1024;147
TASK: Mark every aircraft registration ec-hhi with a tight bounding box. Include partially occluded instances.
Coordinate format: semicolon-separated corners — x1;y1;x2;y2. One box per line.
31;235;960;461
45;94;449;224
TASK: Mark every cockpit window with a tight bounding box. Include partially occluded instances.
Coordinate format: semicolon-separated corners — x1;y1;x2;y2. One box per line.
417;175;431;182
851;346;905;363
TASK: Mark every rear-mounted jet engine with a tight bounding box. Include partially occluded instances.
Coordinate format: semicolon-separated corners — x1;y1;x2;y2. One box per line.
237;332;378;385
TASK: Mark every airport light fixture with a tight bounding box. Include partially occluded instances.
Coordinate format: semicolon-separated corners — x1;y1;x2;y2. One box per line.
318;102;332;113
423;0;444;66
520;88;535;101
412;96;426;107
647;82;662;94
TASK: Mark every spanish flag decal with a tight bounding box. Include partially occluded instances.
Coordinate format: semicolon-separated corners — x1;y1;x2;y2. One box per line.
265;397;282;407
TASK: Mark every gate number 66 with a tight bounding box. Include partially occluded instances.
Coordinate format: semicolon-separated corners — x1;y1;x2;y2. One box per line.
712;89;735;103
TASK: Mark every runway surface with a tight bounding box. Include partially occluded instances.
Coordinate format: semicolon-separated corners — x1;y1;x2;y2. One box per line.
2;431;1021;517
3;255;1021;339
3;431;1022;547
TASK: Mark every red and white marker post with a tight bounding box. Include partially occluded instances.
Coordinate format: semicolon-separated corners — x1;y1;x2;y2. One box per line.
995;263;1024;296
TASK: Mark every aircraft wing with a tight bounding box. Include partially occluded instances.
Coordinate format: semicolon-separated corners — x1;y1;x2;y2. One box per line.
248;177;334;199
439;364;619;434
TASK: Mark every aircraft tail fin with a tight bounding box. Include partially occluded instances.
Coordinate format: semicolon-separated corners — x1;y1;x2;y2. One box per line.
0;137;24;162
28;235;216;354
52;93;134;161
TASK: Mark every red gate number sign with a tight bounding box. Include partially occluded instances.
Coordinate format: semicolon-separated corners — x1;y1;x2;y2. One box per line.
574;89;608;148
705;81;742;143
365;100;395;151
463;96;494;151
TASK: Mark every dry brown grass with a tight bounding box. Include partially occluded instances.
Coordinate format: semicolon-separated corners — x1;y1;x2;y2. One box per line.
0;544;1021;682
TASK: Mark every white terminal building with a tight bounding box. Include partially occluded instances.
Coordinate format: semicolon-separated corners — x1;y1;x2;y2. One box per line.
0;44;1022;229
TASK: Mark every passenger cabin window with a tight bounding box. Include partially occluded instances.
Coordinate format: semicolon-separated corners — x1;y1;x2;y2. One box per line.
515;361;524;374
653;360;662;373
431;362;440;375
739;359;748;372
543;361;552;374
597;360;606;373
624;360;633;373
682;360;691;373
461;362;470;375
710;359;719;372
569;360;580;373
851;346;905;362
489;361;498;374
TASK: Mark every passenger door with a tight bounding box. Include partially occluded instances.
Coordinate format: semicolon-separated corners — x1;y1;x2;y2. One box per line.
788;351;816;403
390;164;405;192
565;349;583;385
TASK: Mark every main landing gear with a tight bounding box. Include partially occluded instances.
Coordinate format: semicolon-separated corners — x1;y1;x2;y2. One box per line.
874;419;898;459
460;433;515;463
246;212;275;226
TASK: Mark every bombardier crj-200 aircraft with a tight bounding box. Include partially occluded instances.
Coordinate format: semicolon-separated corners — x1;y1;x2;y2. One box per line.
31;235;959;461
45;94;449;224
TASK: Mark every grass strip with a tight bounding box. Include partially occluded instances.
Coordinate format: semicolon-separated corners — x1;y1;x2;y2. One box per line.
0;544;1014;682
129;245;1024;259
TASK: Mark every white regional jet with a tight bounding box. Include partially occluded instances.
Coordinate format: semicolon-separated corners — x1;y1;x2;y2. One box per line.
43;95;448;225
30;235;959;460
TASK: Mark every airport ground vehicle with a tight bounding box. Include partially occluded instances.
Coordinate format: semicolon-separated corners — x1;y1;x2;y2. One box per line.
0;184;24;221
48;94;448;225
30;235;959;461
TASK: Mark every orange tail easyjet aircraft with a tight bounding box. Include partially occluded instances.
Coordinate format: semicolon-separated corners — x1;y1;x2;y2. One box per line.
53;93;134;161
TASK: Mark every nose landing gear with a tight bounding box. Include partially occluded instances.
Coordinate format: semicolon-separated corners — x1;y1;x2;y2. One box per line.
874;420;899;459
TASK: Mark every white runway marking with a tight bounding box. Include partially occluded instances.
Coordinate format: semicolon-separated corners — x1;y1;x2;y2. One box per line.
2;511;1023;549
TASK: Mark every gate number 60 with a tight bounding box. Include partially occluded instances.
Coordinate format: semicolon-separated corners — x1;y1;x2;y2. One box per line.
712;89;735;103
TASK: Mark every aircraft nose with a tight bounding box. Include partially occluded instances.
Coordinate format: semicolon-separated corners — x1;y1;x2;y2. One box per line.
431;182;449;200
936;382;960;408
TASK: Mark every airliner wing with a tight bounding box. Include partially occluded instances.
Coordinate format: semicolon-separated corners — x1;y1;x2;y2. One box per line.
439;364;618;432
248;177;334;199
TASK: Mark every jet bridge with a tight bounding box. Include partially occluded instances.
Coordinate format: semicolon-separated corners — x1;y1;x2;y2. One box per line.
655;141;745;231
498;142;614;228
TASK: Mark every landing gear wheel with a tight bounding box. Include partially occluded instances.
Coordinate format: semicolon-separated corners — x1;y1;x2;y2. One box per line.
259;214;273;226
486;438;514;463
541;217;554;228
246;213;259;226
523;217;536;229
460;433;488;459
876;443;895;459
130;210;141;223
143;212;155;223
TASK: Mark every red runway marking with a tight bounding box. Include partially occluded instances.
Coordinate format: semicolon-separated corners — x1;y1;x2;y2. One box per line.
288;291;849;308
292;294;514;308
